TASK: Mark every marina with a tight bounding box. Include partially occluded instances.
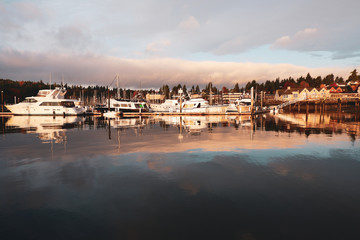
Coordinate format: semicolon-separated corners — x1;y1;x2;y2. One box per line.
1;1;360;238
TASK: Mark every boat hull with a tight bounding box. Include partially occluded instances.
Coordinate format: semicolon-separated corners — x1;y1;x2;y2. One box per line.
94;107;149;113
6;104;85;116
181;106;227;114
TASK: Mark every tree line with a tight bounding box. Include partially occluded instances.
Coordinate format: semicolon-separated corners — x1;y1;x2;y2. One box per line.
1;69;359;104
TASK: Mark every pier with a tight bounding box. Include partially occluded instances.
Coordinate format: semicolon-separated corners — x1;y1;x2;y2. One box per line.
280;99;360;113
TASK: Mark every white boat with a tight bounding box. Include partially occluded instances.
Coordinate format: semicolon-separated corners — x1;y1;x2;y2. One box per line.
226;99;252;113
5;88;85;116
181;98;227;113
150;99;180;112
94;98;150;115
236;98;251;106
226;104;238;113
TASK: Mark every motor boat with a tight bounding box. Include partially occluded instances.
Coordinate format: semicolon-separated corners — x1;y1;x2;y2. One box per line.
180;98;227;113
226;99;252;113
94;98;150;115
150;99;180;112
5;87;85;115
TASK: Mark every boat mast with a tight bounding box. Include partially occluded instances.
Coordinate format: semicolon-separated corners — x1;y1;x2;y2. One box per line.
116;73;120;99
107;87;110;111
251;87;254;114
209;82;213;105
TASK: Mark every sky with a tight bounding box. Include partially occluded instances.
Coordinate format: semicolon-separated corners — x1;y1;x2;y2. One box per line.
1;0;360;89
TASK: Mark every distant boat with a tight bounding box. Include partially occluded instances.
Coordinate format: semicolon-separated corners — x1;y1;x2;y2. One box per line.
226;98;252;113
235;98;252;106
150;99;180;112
181;98;227;113
94;98;150;115
5;87;85;116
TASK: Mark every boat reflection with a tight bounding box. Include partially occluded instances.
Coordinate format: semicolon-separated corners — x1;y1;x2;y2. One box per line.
270;113;360;138
110;117;148;129
2;112;360;145
153;115;253;134
5;115;83;143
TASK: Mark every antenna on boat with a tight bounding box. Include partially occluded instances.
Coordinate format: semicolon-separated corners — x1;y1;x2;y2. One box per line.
49;72;52;90
116;73;120;99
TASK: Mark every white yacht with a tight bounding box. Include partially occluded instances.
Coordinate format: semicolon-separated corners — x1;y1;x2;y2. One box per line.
94;98;150;115
150;99;180;112
181;98;227;114
6;88;85;116
226;98;252;113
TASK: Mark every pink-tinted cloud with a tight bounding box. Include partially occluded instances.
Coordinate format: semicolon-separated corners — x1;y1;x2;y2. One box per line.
0;49;355;88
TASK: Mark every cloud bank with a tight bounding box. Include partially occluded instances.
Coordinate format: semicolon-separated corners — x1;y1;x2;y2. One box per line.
0;49;353;88
1;0;360;87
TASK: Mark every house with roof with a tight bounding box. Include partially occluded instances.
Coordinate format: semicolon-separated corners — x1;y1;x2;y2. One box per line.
275;86;329;101
275;87;309;101
318;87;329;98
329;87;344;93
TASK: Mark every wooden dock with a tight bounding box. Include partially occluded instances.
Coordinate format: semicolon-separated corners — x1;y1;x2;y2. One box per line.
281;99;360;113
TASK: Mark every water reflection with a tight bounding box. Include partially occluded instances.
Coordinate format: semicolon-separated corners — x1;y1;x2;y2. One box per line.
1;112;360;147
4;115;83;143
1;113;360;239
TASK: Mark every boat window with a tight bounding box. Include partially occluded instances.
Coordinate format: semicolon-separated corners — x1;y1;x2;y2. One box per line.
37;90;50;97
61;101;75;107
113;104;120;107
197;103;201;108
121;104;128;107
183;104;194;108
40;102;61;106
22;98;37;103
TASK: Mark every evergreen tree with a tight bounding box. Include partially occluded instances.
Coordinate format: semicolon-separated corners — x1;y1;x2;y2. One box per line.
182;84;187;94
348;69;358;82
323;74;334;85
195;85;200;94
233;83;240;93
305;73;314;87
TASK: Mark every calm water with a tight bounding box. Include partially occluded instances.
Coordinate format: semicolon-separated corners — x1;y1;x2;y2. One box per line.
1;113;360;240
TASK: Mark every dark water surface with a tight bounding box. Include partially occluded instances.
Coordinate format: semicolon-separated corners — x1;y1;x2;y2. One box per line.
1;113;360;240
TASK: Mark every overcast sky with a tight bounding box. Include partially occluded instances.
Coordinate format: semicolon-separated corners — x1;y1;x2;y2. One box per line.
1;0;360;88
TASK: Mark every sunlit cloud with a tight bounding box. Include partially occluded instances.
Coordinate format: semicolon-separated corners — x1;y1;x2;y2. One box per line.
0;49;354;88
